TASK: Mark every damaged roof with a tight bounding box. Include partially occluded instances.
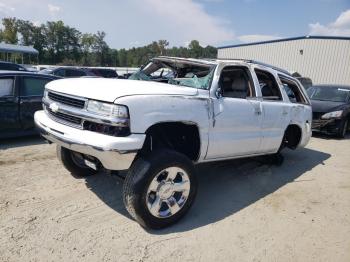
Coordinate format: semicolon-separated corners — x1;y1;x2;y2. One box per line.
156;56;291;75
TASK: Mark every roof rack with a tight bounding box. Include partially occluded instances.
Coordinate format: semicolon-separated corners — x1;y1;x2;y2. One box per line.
218;58;291;76
249;60;291;76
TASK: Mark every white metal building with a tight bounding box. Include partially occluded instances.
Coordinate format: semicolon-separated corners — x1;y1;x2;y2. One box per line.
217;36;350;85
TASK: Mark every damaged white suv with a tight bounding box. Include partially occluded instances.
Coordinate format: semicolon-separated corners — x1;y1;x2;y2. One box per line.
34;57;312;229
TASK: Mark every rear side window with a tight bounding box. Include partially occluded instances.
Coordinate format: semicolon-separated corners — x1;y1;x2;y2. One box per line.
279;76;308;104
21;77;52;96
95;69;118;78
66;69;85;77
0;78;14;97
54;69;66;77
255;69;282;100
0;63;20;71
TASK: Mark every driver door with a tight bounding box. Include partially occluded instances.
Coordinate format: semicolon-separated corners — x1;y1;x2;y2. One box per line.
206;66;263;159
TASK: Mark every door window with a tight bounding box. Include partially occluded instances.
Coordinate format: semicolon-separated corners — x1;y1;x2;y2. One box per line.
0;78;14;97
219;66;255;99
54;69;66;77
21;77;52;96
279;76;308;104
66;69;85;77
255;69;282;100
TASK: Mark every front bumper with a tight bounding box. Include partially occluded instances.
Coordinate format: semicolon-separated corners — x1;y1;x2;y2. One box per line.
34;110;146;170
312;118;342;135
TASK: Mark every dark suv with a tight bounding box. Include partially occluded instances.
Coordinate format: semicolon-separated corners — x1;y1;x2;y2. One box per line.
0;71;59;138
85;68;118;78
39;67;96;78
0;61;27;71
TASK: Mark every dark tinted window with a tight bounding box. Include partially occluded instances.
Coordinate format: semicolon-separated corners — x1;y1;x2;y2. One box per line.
0;63;21;71
219;66;254;99
0;78;14;97
66;69;86;77
54;69;66;77
91;69;118;78
255;69;282;100
21;77;52;96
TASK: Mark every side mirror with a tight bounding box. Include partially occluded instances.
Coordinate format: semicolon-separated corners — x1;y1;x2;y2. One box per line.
215;87;223;98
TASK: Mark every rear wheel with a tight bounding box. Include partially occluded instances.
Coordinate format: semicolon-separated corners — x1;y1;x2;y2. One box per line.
56;145;97;177
122;149;197;229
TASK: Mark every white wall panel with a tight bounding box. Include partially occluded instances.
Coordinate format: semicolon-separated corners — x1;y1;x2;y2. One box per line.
218;38;350;85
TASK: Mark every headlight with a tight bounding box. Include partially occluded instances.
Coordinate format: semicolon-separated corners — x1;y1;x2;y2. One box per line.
87;100;129;118
43;89;48;99
321;110;343;119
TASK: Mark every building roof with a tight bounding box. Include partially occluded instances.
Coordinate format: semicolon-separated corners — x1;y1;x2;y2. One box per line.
218;35;350;49
0;42;39;55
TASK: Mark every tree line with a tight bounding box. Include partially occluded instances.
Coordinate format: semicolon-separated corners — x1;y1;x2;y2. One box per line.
0;18;217;67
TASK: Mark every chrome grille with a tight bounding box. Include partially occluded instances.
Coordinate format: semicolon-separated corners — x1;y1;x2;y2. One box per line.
48;92;85;109
45;105;82;127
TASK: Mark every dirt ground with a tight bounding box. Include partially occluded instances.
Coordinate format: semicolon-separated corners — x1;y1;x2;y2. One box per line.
0;135;349;262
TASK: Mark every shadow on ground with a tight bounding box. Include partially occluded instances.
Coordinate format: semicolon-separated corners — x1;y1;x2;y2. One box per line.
0;135;46;150
312;132;350;140
84;147;330;234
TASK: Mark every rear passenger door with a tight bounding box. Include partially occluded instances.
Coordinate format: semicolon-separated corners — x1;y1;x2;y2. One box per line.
279;74;311;135
254;68;290;152
19;76;54;130
0;76;20;134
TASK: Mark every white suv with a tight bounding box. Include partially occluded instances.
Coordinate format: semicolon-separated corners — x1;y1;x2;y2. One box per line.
34;56;312;229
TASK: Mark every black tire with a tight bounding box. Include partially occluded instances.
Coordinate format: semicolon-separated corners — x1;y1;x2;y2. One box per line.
337;119;348;138
123;149;197;229
56;145;97;177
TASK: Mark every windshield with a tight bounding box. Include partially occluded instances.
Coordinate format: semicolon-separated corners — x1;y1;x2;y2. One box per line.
129;58;216;90
307;86;350;102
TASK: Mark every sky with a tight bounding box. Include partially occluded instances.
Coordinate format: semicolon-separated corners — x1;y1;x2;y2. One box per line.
0;0;349;49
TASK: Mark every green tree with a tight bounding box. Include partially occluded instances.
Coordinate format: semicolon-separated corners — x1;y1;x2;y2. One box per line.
81;33;96;65
1;17;217;67
92;31;109;66
45;21;67;63
188;40;202;58
118;49;127;67
2;17;18;44
16;19;35;46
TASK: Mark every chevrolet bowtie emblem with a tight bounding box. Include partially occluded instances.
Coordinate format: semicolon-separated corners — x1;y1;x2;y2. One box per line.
49;103;59;113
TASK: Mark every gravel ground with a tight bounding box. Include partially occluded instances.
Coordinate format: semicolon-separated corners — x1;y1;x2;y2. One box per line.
0;135;349;262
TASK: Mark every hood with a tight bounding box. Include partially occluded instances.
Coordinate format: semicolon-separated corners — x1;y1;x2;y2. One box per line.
311;99;348;113
45;78;198;102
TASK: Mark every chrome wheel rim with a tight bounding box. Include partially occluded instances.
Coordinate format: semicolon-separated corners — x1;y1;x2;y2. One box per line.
146;167;190;218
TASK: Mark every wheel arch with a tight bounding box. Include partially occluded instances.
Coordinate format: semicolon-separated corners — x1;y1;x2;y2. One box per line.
140;121;202;161
283;123;303;149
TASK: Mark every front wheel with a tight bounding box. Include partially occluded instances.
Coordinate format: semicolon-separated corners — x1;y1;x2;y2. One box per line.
337;119;349;138
123;149;197;229
56;145;97;177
